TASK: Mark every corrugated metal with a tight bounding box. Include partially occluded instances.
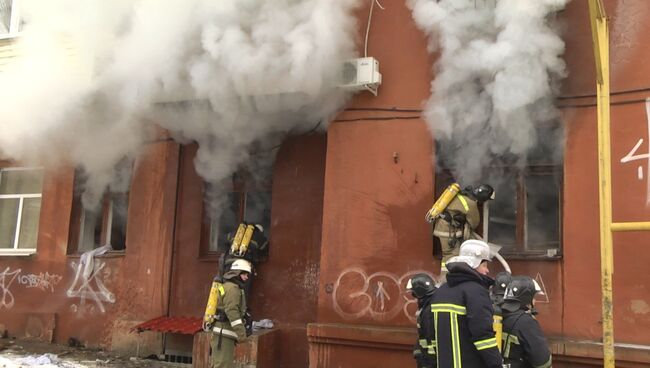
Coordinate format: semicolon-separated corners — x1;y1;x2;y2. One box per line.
132;316;202;335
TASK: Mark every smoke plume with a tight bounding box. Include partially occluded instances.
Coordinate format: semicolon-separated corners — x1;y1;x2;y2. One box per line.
0;0;361;209
407;0;568;183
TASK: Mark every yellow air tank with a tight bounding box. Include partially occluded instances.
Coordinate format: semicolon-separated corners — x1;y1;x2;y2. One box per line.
493;312;503;351
202;278;225;331
230;223;247;255
425;183;461;223
238;224;256;256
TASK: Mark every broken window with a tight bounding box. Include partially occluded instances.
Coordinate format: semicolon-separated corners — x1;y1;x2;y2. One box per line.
201;171;272;256
68;163;132;254
0;167;43;255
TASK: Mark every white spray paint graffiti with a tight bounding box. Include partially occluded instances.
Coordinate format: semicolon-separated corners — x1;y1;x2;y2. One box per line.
534;272;550;304
332;268;437;323
0;267;21;309
620;98;650;204
66;261;115;314
17;272;63;292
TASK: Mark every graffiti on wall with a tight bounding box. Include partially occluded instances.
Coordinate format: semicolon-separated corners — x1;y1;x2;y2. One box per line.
18;272;63;292
66;260;115;314
331;267;437;323
0;267;21;309
620;98;650;204
1;268;64;309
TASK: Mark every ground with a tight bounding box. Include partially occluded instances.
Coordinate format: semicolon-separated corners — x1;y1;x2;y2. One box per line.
0;339;186;368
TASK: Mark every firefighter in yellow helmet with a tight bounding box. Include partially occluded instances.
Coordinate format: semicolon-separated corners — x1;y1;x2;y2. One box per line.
432;184;495;278
210;259;252;368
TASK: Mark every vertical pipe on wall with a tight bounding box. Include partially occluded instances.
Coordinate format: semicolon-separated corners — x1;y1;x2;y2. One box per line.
588;1;615;366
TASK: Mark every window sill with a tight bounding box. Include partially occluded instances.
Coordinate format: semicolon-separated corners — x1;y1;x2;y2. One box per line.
198;253;222;262
66;250;126;258
0;249;37;257
500;253;562;261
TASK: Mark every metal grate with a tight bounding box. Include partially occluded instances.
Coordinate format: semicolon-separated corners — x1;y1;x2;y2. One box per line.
164;354;192;365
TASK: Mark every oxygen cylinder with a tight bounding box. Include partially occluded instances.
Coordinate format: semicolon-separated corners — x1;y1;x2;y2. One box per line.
238;224;256;256
493;310;503;352
230;223;247;255
203;279;222;331
425;183;461;223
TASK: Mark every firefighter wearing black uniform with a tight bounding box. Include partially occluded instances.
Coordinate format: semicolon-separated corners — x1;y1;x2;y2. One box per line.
501;276;552;368
429;239;503;368
406;273;438;368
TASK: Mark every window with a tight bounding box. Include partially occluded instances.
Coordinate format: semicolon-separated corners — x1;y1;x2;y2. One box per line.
434;122;563;258
0;167;43;255
201;173;272;256
0;0;22;38
68;165;131;254
483;166;562;257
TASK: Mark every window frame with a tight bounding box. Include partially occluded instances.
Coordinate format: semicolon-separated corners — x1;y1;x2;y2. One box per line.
0;166;44;256
67;170;131;256
0;0;23;40
482;165;563;259
199;172;272;259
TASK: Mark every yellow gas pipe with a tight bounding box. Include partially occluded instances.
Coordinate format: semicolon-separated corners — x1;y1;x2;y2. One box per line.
589;1;615;366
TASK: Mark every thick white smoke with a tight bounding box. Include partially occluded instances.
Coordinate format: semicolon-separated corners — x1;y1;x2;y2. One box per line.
0;0;360;209
407;0;568;183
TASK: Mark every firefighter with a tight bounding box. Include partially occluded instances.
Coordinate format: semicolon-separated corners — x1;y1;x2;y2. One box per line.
210;259;252;368
501;276;552;368
429;239;503;368
406;273;438;368
432;184;495;277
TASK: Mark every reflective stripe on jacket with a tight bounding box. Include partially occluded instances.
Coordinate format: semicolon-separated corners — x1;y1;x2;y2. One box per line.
502;310;552;368
213;280;247;342
430;262;503;368
415;294;437;367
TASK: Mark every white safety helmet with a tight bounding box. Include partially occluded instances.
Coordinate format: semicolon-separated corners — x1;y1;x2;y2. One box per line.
450;239;492;269
230;259;252;273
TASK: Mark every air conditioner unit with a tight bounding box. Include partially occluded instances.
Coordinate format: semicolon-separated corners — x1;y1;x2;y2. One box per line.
340;57;382;96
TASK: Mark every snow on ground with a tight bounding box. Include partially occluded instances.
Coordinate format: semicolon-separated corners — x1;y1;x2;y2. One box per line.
0;339;185;368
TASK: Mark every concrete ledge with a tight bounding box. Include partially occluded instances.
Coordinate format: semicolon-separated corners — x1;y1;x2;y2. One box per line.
549;337;650;367
307;323;415;350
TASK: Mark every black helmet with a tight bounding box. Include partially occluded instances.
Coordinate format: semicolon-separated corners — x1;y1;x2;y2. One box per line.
491;272;512;305
471;184;495;202
502;276;540;312
406;273;436;299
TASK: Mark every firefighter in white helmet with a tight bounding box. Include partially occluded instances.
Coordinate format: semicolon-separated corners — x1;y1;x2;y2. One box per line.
428;239;503;368
210;259;252;368
500;276;552;368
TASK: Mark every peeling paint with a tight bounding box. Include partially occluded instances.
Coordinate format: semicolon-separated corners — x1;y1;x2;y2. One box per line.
631;299;650;315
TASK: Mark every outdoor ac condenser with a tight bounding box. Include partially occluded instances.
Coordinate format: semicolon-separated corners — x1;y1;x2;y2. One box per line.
340;57;382;96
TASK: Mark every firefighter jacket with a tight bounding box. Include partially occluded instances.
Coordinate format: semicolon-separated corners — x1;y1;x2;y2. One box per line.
213;272;248;343
433;194;480;239
414;294;437;368
430;262;503;368
502;310;552;368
